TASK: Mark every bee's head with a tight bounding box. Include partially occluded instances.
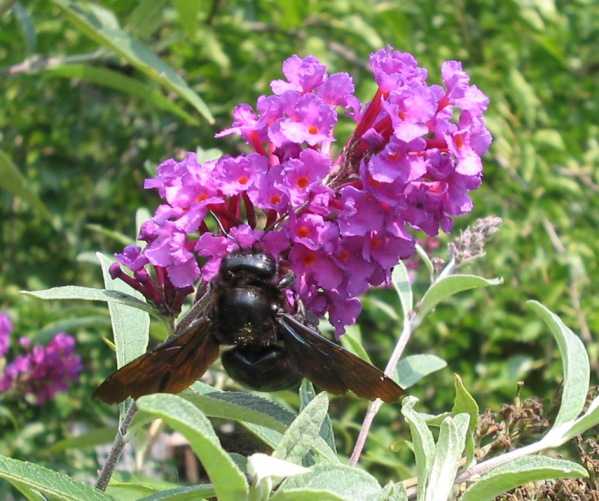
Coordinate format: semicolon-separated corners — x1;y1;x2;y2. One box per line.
219;249;277;283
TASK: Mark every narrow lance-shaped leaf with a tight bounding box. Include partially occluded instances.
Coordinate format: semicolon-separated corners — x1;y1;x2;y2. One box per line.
21;286;158;317
134;394;248;501
424;414;470;501
418;275;503;319
136;484;216;501
396;354;447;389
452;375;479;465
45;65;197;123
299;381;337;456
460;456;588;501
528;301;588;432
401;396;435;501
415;243;436;283
0;149;58;230
98;253;150;369
273;392;329;464
273;463;387;501
52;0;213;123
181;391;294;433
566;395;599;439
391;260;413;317
0;454;114;501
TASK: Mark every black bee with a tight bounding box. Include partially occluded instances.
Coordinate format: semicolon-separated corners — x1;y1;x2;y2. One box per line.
92;249;404;404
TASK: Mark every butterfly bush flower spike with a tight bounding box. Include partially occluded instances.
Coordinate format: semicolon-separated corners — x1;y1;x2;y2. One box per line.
0;313;82;405
0;313;11;359
112;46;491;335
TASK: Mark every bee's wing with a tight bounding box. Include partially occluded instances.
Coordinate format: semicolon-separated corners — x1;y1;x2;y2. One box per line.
278;314;405;403
92;314;220;404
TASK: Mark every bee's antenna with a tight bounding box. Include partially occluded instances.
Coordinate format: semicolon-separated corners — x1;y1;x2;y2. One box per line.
210;210;229;237
209;210;243;249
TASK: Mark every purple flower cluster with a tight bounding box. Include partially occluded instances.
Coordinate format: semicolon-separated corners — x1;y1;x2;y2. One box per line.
112;46;491;334
0;313;82;405
0;313;10;358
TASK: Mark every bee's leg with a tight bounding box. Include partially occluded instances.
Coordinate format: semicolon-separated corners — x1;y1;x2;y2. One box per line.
276;269;319;330
175;283;213;335
276;270;295;289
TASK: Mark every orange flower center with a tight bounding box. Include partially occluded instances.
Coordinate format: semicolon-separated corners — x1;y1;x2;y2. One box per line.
302;252;317;267
296;176;309;190
297;226;311;238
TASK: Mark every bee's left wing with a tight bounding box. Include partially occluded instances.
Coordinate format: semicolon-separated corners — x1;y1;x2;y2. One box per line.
92;315;220;404
278;314;405;403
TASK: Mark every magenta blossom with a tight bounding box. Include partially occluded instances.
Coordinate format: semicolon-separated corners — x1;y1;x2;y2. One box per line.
0;316;82;405
0;313;12;358
111;46;491;335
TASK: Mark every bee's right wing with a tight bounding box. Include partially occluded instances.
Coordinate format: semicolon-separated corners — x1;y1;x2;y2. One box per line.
92;313;220;404
279;314;405;403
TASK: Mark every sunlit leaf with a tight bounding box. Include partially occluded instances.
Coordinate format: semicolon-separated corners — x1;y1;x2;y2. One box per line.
461;456;587;501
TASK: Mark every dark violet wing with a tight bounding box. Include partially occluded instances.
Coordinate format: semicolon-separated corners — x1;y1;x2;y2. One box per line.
92;315;220;404
278;314;405;403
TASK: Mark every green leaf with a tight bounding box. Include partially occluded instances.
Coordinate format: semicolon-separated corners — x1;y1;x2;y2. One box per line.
270;489;347;501
33;314;110;344
49;427;116;452
424;414;469;501
452;375;479;465
9;478;48;501
126;0;168;39
361;296;401;322
415;244;435;283
137;484;215;500
243;422;285;451
460;456;588;501
391;260;413;316
566;395;599;438
21;285;158;317
181;391;294;432
106;477;191;498
52;0;213;123
172;0;201;40
84;224;136;247
419;275;503;319
45;65;197;123
339;325;371;364
13;2;36;56
97;253;151;369
0;454;114;501
508;68;539;128
401;396;435;500
336;15;384;50
0;148;58;229
274;463;385;501
396;354;447;389
185;385;289;452
299;381;337;456
135;394;248;501
273;392;329;464
528;301;589;430
381;481;408;501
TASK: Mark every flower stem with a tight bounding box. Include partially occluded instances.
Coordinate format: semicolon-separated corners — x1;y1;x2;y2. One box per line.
95;402;138;491
349;257;458;465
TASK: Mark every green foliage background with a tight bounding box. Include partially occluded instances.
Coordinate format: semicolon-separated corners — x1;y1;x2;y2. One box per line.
1;0;598;491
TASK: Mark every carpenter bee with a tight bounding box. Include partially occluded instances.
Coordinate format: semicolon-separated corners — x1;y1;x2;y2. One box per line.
92;249;404;404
